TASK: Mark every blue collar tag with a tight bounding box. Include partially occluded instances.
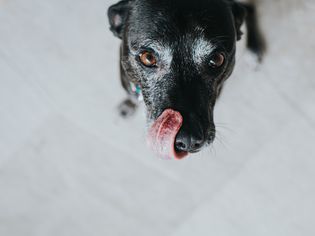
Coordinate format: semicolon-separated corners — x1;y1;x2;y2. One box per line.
130;82;143;101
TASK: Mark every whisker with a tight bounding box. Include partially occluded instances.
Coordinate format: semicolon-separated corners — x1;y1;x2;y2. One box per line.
210;143;217;157
215;122;236;134
215;130;229;150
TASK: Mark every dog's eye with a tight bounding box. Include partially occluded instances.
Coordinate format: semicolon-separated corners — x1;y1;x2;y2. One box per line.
209;53;225;68
139;51;157;67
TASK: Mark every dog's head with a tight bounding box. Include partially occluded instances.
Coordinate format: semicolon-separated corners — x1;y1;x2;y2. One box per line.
108;0;246;159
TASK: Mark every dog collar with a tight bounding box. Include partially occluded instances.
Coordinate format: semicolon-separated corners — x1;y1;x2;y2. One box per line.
130;82;143;101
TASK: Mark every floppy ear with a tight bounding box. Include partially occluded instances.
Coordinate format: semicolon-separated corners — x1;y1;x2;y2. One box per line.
108;0;130;39
231;2;246;41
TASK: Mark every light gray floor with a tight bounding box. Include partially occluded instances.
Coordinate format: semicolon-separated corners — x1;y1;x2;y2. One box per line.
0;0;314;235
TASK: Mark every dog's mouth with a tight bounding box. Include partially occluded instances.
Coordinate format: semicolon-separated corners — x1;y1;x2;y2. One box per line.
147;109;188;160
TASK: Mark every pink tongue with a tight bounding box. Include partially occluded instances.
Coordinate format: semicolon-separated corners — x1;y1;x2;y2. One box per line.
147;109;188;160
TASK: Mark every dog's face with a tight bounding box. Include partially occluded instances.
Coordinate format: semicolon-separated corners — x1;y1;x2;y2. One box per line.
108;0;245;158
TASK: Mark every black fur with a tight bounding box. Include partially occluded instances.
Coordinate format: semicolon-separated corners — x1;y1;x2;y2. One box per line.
108;0;266;154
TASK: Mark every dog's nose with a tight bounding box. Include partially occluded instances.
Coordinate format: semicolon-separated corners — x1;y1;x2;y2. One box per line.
175;127;205;153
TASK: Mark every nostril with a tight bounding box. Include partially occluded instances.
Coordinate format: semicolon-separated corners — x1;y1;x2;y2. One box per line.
175;129;191;153
175;141;187;151
193;142;201;149
191;138;204;152
175;123;205;153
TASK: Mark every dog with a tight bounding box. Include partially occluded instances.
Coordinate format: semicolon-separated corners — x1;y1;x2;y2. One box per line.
107;0;265;159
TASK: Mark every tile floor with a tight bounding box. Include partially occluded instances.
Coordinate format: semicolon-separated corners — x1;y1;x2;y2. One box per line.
0;0;314;235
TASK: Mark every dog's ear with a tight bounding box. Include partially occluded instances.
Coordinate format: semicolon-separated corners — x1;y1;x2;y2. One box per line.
108;0;130;39
231;2;246;41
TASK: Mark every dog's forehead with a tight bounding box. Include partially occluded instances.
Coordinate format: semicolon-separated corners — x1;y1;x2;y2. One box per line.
129;27;215;56
129;0;235;49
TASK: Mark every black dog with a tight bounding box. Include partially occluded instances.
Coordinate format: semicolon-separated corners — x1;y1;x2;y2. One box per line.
108;0;265;158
